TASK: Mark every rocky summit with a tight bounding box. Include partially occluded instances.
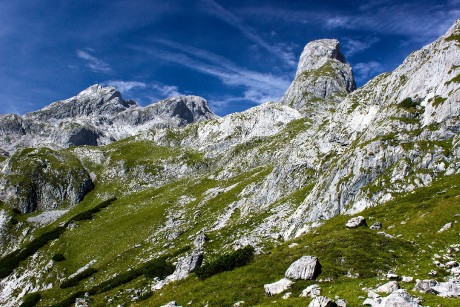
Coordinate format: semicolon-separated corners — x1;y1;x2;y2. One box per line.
0;19;459;307
0;85;216;154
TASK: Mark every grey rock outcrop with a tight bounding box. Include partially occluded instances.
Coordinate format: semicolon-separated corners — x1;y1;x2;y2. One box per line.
414;279;460;297
370;222;382;230
0;147;93;213
285;256;321;280
375;281;399;294
0;85;216;154
168;251;203;281
264;278;293;296
308;296;338;307
281;39;355;113
345;216;367;228
363;289;421;306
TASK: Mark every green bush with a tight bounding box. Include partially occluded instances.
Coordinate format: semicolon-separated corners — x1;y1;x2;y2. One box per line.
399;97;418;109
60;267;98;289
138;257;175;279
52;253;66;262
19;292;41;307
65;198;117;225
89;269;140;294
195;245;255;280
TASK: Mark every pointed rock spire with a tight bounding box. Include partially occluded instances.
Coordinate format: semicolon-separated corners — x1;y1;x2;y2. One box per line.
281;39;355;113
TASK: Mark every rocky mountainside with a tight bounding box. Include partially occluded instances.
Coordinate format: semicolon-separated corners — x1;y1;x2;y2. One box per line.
0;85;216;154
0;19;459;307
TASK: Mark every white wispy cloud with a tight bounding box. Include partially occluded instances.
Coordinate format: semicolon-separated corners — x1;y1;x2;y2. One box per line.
104;80;146;93
76;49;112;73
239;4;459;44
151;83;181;98
199;0;296;66
140;40;290;105
343;37;380;57
132;40;290;108
353;61;385;83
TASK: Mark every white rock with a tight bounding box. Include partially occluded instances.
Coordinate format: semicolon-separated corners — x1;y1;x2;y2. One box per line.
402;276;414;283
285;256;321;280
264;278;294;296
375;281;399;294
438;222;452;232
432;280;460;297
308;296;338;307
282;292;292;299
300;284;321;297
345;216;367;228
363;289;421;306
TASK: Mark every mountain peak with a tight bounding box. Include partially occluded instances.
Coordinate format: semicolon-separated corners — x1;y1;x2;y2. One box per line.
444;18;460;40
281;38;355;112
295;39;346;78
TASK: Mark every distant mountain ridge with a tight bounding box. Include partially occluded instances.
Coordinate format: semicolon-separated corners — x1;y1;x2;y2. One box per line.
0;85;216;154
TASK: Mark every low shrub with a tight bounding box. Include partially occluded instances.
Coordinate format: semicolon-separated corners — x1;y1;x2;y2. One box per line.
138;257;175;279
65;198;117;225
195;245;255;280
52;253;66;262
60;267;98;289
19;292;41;307
399;97;418;109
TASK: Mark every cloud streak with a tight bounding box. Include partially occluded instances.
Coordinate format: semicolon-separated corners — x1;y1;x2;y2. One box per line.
104;80;146;93
76;49;112;73
133;39;291;107
199;0;296;66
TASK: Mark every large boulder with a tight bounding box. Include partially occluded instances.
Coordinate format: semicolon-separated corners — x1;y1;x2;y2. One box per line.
264;278;293;296
308;296;338;307
285;256;321;280
363;289;421;306
375;281;399;294
168;251;203;281
345;216;367;228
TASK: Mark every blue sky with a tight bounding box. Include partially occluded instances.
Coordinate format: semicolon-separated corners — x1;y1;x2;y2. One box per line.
1;0;459;116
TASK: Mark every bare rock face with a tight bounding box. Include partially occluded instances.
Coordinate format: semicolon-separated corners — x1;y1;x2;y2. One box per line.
168;251;203;281
0;147;93;213
281;39;355;113
0;85;217;154
285;255;321;280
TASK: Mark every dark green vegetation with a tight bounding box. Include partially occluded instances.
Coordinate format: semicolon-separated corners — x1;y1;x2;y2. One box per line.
52;253;66;262
19;293;41;307
398;97;418;109
195;245;255;279
60;267;98;288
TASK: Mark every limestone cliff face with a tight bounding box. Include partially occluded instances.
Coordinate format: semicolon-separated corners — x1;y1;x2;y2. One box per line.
0;85;217;154
0;148;94;213
280;39;356;113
